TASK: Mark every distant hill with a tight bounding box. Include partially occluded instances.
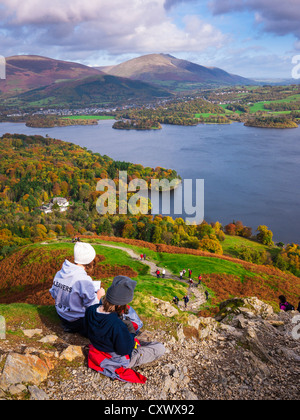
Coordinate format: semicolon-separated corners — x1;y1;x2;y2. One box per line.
99;54;254;90
14;74;172;107
0;55;103;97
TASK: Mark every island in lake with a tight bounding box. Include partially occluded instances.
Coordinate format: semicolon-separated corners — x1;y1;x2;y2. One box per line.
113;119;162;130
25;115;99;128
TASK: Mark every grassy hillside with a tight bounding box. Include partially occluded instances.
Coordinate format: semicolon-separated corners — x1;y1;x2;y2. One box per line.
8;74;172;109
1;239;299;326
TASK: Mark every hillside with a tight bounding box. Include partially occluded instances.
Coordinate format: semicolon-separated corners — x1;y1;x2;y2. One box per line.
0;240;299;401
1;239;299;315
8;74;172;108
0;55;102;97
99;53;254;90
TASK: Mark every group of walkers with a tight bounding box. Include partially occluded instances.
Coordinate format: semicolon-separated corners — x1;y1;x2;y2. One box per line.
50;242;165;384
155;268;166;278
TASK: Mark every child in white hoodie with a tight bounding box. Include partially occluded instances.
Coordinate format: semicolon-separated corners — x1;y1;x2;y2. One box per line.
50;242;105;336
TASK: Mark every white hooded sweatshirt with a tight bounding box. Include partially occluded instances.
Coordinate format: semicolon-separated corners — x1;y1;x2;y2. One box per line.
50;260;99;322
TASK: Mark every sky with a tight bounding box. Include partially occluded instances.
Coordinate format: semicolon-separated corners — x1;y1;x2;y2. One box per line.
0;0;299;79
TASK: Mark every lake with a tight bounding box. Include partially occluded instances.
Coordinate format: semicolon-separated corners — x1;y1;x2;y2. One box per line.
0;120;299;244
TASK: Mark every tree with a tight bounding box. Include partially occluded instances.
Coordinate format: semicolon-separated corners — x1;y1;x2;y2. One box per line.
256;225;274;246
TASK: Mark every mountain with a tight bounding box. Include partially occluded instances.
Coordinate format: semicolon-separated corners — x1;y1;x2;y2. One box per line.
99;54;254;90
14;73;172;107
0;55;103;97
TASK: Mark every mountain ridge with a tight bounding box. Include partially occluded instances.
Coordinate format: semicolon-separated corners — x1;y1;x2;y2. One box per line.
98;53;254;89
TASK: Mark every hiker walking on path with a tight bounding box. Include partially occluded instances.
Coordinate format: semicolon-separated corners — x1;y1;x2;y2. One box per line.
156;269;161;278
50;242;105;337
183;295;189;309
180;271;183;280
162;268;166;279
189;278;194;288
86;276;165;383
173;296;179;307
205;290;209;301
197;275;202;287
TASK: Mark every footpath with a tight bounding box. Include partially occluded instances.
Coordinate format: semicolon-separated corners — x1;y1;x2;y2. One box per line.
98;242;207;312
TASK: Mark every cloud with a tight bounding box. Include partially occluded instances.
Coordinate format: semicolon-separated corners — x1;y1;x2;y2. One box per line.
209;0;300;42
0;0;226;58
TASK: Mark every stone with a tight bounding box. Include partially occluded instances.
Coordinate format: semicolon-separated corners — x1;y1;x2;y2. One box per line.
22;329;43;338
39;335;58;344
150;296;179;317
59;346;84;362
0;353;51;391
8;384;27;396
28;385;49;400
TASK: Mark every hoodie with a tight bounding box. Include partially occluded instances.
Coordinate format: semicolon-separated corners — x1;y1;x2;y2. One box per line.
50;260;99;322
85;304;135;356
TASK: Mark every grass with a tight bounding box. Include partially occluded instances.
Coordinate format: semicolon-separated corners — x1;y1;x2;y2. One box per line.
1;236;300;334
222;235;273;254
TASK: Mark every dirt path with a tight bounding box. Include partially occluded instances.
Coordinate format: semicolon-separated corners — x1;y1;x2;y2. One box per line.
98;242;207;312
99;243;173;277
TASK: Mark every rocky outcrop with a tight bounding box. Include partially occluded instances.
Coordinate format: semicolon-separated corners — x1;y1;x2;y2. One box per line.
0;297;300;400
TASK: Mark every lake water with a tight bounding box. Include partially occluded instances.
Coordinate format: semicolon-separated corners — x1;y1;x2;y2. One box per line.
0;120;299;244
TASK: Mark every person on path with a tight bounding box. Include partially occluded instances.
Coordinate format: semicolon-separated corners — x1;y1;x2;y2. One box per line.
180;271;183;280
156;269;161;278
189;278;194;288
188;269;192;278
205;290;209;301
183;295;189;309
162;268;166;279
86;276;165;383
279;295;295;312
173;296;179;307
197;275;202;287
50;242;105;336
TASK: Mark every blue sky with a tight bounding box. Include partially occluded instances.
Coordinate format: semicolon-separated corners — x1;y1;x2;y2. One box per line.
0;0;299;79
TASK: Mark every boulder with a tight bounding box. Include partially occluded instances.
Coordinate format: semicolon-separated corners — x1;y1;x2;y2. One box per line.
0;353;51;391
216;297;274;322
59;346;84;362
150;296;179;317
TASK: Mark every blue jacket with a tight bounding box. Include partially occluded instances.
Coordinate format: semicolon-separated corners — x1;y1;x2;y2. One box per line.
85;304;136;356
50;260;99;322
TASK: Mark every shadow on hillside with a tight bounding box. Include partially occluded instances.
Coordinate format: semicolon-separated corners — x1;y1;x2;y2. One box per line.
36;305;90;348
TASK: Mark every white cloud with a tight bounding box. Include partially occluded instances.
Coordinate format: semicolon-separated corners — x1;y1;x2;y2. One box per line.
0;0;226;56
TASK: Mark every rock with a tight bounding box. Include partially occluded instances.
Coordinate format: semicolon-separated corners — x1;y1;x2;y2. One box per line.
241;327;274;364
28;385;49;400
188;315;201;330
278;346;300;362
8;384;27;396
0;353;51;391
216;297;274;322
22;329;43;338
59;346;84;362
150;297;179;317
176;324;186;343
39;335;58;344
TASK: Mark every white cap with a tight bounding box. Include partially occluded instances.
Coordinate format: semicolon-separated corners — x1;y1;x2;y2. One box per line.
74;242;96;265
